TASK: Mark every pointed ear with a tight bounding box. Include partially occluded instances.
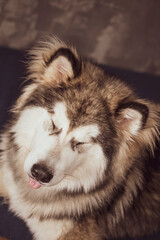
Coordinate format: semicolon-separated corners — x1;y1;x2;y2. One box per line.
43;48;81;84
115;101;149;136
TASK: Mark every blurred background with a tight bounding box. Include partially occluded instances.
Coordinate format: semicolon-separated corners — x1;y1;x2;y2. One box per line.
0;0;160;75
0;1;160;240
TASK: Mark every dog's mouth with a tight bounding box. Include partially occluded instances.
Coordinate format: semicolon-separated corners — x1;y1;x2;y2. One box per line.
29;177;42;189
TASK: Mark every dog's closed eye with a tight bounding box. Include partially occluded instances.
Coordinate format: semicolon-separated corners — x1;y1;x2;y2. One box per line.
49;121;62;136
70;139;85;152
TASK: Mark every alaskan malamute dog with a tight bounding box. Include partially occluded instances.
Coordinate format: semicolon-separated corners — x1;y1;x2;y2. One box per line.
0;38;160;240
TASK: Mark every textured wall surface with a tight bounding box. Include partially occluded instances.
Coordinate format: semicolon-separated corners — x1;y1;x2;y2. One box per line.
0;0;160;75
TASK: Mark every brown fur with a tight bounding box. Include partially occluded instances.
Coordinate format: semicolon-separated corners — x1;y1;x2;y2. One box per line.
0;37;160;240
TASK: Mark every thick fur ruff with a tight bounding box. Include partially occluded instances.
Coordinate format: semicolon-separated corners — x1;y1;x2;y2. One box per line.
0;37;160;240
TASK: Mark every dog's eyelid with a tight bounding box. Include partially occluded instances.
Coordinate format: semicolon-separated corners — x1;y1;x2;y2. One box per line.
49;128;62;136
49;120;62;136
71;139;87;151
51;120;56;130
76;141;85;146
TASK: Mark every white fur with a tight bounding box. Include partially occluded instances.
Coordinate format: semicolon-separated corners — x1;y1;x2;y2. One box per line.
53;102;70;142
12;102;107;192
13;107;49;151
27;218;73;240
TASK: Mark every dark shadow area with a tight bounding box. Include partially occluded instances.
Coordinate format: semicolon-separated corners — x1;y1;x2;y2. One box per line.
0;198;32;240
0;48;26;128
0;47;160;240
103;65;160;103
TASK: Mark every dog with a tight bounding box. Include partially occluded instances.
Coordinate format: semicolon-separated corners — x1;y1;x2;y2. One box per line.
0;37;160;240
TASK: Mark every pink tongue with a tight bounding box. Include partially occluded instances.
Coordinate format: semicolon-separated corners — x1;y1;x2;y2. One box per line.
29;177;41;189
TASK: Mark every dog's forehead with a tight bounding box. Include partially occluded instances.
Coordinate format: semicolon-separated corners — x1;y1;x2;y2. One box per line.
63;87;107;128
52;101;69;128
53;101;100;136
24;79;108;130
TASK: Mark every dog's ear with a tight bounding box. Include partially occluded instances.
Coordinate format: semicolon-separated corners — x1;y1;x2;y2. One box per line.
43;47;81;84
115;101;149;136
28;39;82;85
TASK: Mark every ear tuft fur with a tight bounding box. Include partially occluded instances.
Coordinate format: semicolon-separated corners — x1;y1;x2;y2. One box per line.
27;37;81;85
115;101;149;136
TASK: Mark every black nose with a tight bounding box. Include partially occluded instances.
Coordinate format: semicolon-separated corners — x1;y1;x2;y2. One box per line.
31;164;53;183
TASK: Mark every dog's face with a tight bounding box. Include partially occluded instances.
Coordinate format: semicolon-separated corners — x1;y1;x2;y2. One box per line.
13;83;113;192
11;39;149;193
16;102;106;192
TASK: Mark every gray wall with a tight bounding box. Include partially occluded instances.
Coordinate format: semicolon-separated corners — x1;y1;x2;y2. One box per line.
0;0;160;75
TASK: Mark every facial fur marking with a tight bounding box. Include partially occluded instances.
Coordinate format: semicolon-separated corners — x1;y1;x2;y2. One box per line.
52;102;70;140
45;120;62;136
49;128;62;136
70;138;85;152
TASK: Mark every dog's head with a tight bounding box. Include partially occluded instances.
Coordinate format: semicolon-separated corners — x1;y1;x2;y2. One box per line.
11;38;156;194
